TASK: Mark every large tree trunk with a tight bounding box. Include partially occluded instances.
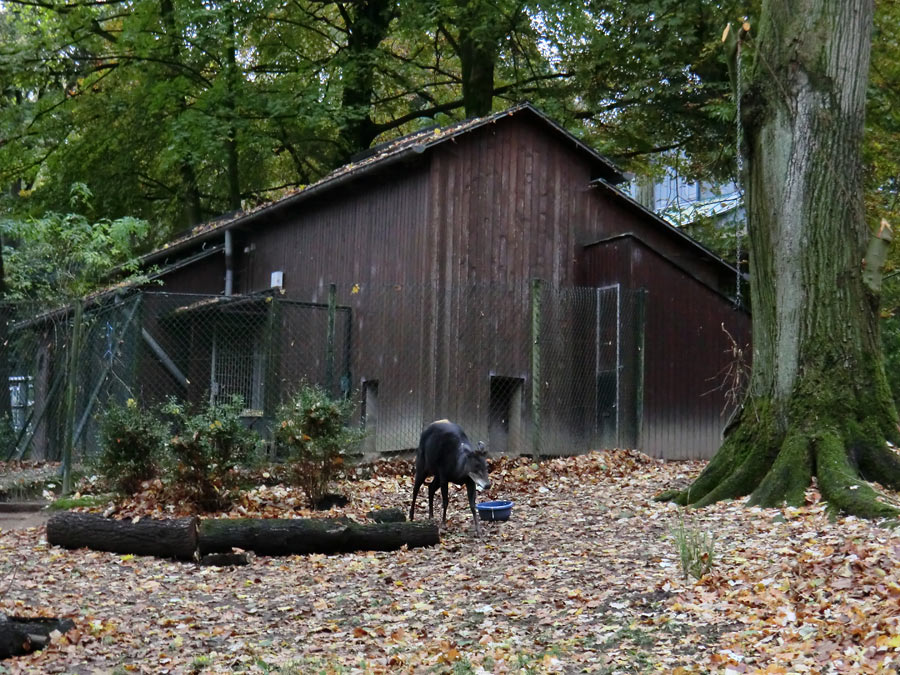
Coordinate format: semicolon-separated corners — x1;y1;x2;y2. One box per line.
338;0;396;159
160;0;204;227
660;0;900;519
459;33;496;118
0;235;10;431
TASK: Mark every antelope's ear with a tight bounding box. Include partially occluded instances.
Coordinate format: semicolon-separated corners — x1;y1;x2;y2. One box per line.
476;441;487;455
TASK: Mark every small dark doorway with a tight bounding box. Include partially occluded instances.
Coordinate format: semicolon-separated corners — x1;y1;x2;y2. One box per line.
361;379;379;454
489;376;524;454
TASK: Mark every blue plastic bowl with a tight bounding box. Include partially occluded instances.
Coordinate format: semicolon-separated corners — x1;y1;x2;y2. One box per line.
477;500;513;522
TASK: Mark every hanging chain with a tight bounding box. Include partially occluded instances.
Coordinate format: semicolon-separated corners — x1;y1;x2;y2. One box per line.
734;36;744;307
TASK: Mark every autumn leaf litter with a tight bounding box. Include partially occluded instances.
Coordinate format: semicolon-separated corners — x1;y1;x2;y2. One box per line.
2;450;900;674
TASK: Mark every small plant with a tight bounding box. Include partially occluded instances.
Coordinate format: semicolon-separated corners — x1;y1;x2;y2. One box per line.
451;657;476;674
671;513;716;581
162;395;263;511
96;398;167;494
275;384;364;507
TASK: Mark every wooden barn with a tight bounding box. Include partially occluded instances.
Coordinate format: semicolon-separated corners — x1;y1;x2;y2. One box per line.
124;103;749;461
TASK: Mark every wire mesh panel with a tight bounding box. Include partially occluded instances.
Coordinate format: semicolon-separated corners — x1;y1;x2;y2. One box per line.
533;284;644;456
1;283;648;462
71;297;144;459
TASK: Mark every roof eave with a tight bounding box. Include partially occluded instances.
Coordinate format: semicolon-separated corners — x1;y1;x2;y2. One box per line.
516;104;625;184
588;178;744;278
141;144;428;266
142;103;625;265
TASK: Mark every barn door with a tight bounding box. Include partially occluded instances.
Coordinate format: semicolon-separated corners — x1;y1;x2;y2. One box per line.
595;284;621;447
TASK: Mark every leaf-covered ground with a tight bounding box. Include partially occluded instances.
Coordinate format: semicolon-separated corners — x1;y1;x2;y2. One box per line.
2;450;900;674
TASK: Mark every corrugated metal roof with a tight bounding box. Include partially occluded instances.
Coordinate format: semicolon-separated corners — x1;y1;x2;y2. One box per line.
143;102;625;265
658;192;744;227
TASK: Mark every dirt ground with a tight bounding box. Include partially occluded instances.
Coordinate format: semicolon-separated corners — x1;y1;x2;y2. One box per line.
0;506;50;531
2;452;900;673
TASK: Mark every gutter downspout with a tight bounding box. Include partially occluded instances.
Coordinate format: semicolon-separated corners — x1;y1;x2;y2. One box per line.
224;230;234;296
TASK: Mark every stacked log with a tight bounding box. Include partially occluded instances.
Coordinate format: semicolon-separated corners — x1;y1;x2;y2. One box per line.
46;513;198;561
199;517;438;555
46;512;438;560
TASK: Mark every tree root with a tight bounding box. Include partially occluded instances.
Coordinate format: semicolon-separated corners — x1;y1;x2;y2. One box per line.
747;430;812;508
854;438;900;492
816;431;900;520
654;400;778;507
656;410;900;521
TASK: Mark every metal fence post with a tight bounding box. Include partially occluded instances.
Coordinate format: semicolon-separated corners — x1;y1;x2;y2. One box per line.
531;278;543;460
264;295;283;414
62;300;84;494
326;283;337;395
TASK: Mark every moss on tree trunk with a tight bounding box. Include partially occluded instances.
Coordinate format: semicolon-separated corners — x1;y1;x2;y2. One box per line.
658;0;900;521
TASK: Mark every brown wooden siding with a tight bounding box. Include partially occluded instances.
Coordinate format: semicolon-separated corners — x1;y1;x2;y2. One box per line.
159;258;228;295
586;183;735;297
580;236;750;459
241;167;431;293
633;242;750;459
575;236;634;288
148;112;748;459
420;117;599;439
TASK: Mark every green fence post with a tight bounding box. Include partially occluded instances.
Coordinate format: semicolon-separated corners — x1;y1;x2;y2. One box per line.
264;295;283;416
342;306;352;399
531;278;543;460
62;300;84;495
326;283;337;395
635;289;647;450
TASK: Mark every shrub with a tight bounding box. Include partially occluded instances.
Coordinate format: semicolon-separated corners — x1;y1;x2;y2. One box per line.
0;415;18;458
275;385;364;507
96;399;167;494
882;313;900;406
162;395;263;511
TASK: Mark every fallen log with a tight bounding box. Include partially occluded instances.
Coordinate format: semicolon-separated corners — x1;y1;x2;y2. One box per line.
199;551;251;567
46;512;198;561
0;614;74;659
367;507;406;523
199;518;439;556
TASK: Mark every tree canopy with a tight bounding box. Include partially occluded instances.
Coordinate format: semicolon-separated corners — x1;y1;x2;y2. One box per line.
0;0;748;236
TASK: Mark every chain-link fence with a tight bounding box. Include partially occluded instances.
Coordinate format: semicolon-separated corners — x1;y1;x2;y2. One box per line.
1;283;645;462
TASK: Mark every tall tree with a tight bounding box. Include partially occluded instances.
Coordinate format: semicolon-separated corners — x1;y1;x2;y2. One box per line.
428;0;531;117
660;0;900;519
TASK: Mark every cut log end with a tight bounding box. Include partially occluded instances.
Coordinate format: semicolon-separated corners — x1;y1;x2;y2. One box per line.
0;615;75;659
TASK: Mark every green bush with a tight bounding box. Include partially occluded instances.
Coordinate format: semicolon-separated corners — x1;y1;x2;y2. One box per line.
0;415;17;459
162;395;263;511
96;398;167;494
275;385;364;507
882;313;900;406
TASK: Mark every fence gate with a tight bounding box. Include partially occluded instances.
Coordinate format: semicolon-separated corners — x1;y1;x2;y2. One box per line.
595;284;621;448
